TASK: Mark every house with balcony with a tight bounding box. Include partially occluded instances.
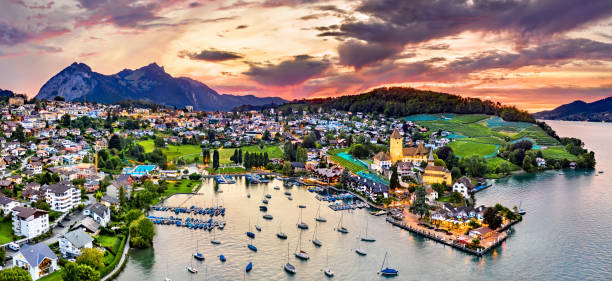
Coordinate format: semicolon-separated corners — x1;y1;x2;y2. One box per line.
84;203;111;227
0;194;19;215
59;228;94;258
13;242;59;280
12;206;49;239
41;183;81;212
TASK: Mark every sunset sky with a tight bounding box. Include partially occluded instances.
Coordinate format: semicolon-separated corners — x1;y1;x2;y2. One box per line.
1;0;611;112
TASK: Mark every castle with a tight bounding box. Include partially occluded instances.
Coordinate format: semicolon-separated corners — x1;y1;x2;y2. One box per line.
390;129;428;164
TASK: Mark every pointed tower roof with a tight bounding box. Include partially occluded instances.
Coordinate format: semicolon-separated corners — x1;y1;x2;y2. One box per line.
391;129;402;139
428;149;435;162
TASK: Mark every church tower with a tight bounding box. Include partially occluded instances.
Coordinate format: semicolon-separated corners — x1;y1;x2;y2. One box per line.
390;129;403;163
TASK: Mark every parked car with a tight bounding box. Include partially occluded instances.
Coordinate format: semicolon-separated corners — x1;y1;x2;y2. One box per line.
8;242;20;251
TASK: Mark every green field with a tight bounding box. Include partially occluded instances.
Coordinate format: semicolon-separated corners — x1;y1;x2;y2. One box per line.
485;157;521;179
0;219;15;244
541;146;578;161
138;140;202;161
97;235;121;253
207;167;246;174
448;141;499;158
162;179;200;196
329;154;367;173
37;270;63;281
217;145;283;164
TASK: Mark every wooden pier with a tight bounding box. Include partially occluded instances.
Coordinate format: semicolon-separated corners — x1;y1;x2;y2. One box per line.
385;217;516;257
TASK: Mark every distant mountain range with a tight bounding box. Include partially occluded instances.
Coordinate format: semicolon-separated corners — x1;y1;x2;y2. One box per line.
534;97;612;122
35;62;286;111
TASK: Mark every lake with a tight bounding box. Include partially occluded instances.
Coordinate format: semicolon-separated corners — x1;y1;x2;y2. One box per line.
115;120;612;280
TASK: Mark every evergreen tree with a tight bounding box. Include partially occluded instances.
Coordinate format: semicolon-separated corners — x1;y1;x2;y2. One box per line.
108;135;122;150
389;165;400;189
212;150;220;170
410;187;429;218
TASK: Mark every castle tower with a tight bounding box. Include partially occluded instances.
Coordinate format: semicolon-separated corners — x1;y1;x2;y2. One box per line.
390;129;403;163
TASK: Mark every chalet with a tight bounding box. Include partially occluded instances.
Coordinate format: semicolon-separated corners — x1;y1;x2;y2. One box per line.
84;203;110;227
452;177;475;199
13;242;59;280
59;228;94;258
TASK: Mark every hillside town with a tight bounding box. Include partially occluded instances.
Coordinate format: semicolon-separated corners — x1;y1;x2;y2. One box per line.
0;96;583;280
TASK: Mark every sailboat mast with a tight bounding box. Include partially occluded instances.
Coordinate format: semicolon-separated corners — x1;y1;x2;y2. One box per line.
381;252;387;271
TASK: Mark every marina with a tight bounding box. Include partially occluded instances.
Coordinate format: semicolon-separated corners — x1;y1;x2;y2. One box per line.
115;121;612;281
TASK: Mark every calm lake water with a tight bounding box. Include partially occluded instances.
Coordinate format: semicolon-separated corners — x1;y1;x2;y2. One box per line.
116;120;612;280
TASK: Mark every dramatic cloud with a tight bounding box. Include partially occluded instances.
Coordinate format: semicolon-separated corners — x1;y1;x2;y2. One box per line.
244;55;331;86
0;21;31;46
321;0;612;46
338;40;399;69
447;38;612;72
178;49;243;62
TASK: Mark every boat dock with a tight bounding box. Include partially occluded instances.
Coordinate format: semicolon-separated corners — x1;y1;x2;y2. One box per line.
385;217;516;257
150;205;226;216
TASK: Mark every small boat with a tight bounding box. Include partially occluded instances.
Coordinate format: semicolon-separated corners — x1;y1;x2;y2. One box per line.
246;262;253;272
259;205;268;211
219;254;226;262
312;221;322;247
255;225;262;231
295;231;309;260
323;249;334;277
297;208;309;229
361;221;376;242
298;204;306;208
193;252;205;261
247;193;251;198
186;266;198;274
599;170;604;174
337;213;348;233
517;201;527;215
266;194;272;199
379;252;398;276
263;214;274;220
248;244;258;252
315;205;326;222
355;248;367;256
274;186;281;190
284;191;292;196
277;224;287;239
247;231;255;238
211;239;221;245
559;172;564;175
262;199;269;204
288;197;293;200
284;242;296;274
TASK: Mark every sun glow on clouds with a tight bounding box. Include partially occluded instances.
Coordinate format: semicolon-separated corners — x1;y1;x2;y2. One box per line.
0;0;611;112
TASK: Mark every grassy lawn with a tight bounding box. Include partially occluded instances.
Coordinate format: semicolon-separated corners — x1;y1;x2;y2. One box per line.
138;140;202;161
486;157;520;171
162;179;200;196
0;219;15;244
97;235;121;253
217;145;283;164
37;270;63;281
207;167;246;174
449;141;499;158
541;146;577;161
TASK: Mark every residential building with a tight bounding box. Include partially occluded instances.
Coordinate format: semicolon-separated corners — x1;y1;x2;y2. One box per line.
452;176;475;198
42;183;81;212
0;194;19;215
371;151;391;173
59;228;94;258
84;203;110;227
13;242;59;280
12;206;49;239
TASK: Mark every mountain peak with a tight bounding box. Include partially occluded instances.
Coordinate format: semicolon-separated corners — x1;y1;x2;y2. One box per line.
66;62;92;72
141;62;165;73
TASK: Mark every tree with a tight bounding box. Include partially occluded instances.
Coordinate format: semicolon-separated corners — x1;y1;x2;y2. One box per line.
63;262;100;281
61;113;71;127
0;246;5;265
296;147;308;163
108;134;122;150
125;209;143;224
389;165;400;189
522;155;534;172
129;216;155;248
154;137;166;148
212;150;220;170
119;186;126;206
302;135;316;148
282;162;293;176
0;267;32;281
76;248;104;270
340;168;350;185
13;124;26;143
451;166;462;180
483;207;502;230
410;187;429;218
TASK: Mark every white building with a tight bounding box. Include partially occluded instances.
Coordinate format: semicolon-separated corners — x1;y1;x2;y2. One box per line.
0;194;19;215
13;242;59;280
12;206;49;239
59;228;94;258
84;203;111;227
42;183;81;212
452;176;475;199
